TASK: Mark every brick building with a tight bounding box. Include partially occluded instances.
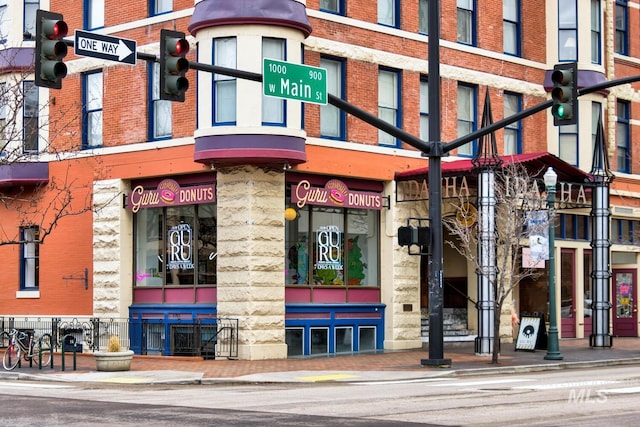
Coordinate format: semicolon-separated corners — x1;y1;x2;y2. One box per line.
1;0;639;359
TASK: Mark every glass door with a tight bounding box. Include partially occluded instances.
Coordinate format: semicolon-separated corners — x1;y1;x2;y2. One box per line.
612;269;637;337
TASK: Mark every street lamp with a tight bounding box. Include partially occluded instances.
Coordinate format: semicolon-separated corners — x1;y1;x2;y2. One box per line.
543;167;563;360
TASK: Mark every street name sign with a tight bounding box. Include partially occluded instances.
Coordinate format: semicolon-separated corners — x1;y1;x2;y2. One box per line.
74;30;136;65
263;59;327;105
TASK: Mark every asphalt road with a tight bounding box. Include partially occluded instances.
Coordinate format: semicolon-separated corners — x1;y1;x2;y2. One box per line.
1;365;640;426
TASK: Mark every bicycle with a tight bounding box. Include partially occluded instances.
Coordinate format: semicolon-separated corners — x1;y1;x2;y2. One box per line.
2;329;52;371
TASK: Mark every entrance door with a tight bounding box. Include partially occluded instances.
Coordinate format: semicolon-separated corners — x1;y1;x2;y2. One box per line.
560;249;576;338
612;269;638;337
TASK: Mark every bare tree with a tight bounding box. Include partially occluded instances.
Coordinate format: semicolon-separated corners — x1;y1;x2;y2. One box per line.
0;51;102;246
443;161;548;363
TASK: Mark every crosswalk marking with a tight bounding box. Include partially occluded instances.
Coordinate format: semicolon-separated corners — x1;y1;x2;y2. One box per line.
0;381;72;389
512;380;619;390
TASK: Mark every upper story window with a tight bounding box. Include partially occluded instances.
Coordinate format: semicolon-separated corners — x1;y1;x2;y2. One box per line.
615;0;628;55
457;84;477;157
320;57;345;140
590;0;601;64
616;100;630;173
503;0;520;56
213;37;236;125
591;101;601;154
558;123;578;166
85;0;105;30
419;0;429;35
0;1;8;44
0;82;6;153
83;71;103;148
558;0;577;61
420;77;429;141
22;81;38;153
262;38;286;126
20;226;39;290
320;0;344;15
24;0;38;39
378;0;399;28
503;92;521;155
150;62;171;140
457;0;475;46
612;219;640;245
150;0;172;16
378;68;401;147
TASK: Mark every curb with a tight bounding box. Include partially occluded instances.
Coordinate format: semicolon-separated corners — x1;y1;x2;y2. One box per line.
2;357;640;386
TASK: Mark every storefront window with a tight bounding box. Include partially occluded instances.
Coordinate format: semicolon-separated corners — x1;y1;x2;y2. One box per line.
286;205;379;287
134;203;216;287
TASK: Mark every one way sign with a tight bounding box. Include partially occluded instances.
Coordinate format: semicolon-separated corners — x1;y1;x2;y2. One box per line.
74;30;136;65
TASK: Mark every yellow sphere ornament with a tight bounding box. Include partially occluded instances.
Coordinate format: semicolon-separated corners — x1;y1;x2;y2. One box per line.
284;207;298;221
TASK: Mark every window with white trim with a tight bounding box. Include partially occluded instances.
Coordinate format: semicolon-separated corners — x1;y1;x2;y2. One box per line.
150;62;171;139
22;81;38;153
24;0;38;39
558;0;577;61
420;78;429;141
151;0;172;16
378;68;400;147
503;0;520;55
378;0;398;28
503;92;521;155
262;38;286;126
85;0;104;30
83;71;103;148
213;37;236;125
20;226;39;290
457;84;476;157
320;57;344;139
591;0;601;64
457;0;475;45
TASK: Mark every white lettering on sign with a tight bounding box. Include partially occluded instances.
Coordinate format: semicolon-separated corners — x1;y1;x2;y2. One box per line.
315;225;342;271
168;224;194;270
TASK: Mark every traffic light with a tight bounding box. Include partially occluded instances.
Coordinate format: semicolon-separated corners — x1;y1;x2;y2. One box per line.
35;10;68;89
550;62;578;126
398;221;430;256
160;29;189;102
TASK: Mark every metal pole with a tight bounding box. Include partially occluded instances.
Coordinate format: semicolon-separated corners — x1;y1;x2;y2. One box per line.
420;0;450;367
475;170;496;355
590;182;612;347
545;174;563;360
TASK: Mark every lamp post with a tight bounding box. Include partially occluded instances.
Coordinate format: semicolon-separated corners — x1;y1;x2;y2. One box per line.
544;167;563;360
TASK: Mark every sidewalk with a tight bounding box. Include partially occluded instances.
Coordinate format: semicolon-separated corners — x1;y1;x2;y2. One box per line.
2;338;639;385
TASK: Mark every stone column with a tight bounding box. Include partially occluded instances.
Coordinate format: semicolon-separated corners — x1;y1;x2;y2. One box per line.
215;165;287;360
93;179;132;319
381;181;422;350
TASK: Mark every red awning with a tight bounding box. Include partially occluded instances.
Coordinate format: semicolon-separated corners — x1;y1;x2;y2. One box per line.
395;152;592;183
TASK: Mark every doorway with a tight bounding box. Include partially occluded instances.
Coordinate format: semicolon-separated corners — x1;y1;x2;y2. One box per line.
612;269;637;337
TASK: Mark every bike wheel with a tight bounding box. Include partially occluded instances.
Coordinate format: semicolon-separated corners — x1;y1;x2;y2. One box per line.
2;343;21;371
34;336;52;367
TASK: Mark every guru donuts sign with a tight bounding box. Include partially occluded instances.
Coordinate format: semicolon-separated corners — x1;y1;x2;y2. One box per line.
127;179;216;213
292;179;383;210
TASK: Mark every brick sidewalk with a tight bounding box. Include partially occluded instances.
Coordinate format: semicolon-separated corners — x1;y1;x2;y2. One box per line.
34;337;637;379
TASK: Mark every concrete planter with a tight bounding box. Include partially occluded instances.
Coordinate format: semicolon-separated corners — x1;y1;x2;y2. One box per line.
93;350;134;372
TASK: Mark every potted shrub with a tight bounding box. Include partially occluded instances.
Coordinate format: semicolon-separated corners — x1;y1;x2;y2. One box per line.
93;335;134;372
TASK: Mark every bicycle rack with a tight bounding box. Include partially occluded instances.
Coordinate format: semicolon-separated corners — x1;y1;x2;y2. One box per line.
60;334;79;371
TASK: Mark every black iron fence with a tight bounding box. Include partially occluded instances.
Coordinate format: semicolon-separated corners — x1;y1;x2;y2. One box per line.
0;316;238;358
